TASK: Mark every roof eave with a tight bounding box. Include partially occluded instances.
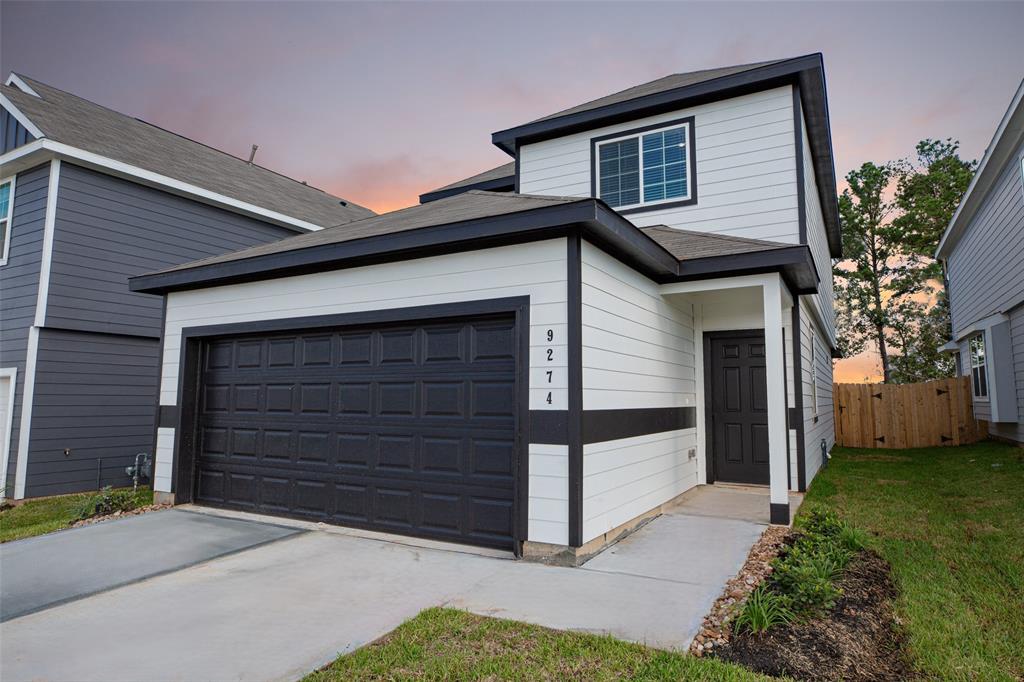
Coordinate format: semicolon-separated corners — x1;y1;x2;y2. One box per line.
491;54;841;257
670;245;819;294
936;78;1024;260
130;198;682;295
491;54;822;152
419;174;516;204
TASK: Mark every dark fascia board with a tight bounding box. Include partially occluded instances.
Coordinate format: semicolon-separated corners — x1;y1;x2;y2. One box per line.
673;244;819;294
130;198;680;295
492;55;822;152
130;195;821;299
492;53;841;257
418;175;516;204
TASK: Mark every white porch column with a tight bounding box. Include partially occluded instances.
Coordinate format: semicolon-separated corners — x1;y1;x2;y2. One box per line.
761;274;790;524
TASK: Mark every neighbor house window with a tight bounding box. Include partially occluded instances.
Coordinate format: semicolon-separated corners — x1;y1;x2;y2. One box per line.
0;177;13;266
595;121;693;210
969;334;988;399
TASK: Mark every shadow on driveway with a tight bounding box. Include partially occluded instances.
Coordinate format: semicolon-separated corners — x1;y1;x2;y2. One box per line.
0;508;301;621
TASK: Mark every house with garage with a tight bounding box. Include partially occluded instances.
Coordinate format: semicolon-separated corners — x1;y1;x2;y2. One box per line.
937;77;1024;444
0;73;372;500
130;53;839;561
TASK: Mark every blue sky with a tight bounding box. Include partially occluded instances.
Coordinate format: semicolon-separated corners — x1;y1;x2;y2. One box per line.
2;1;1022;378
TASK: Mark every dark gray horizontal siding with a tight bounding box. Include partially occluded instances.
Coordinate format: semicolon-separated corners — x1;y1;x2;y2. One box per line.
0;164;49;495
947;140;1024;335
46;163;297;338
24;328;160;497
989;305;1024;443
1;106;35;154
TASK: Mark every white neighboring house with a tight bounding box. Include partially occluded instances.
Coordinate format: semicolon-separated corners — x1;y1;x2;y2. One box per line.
937;78;1024;444
131;54;839;561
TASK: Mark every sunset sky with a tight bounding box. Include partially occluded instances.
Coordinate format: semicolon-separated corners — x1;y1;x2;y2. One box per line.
3;1;1022;382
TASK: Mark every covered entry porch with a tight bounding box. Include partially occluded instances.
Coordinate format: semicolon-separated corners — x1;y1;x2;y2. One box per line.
661;272;797;525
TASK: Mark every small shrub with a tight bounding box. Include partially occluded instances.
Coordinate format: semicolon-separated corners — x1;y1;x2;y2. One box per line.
733;585;794;634
771;553;843;615
74;486;140;521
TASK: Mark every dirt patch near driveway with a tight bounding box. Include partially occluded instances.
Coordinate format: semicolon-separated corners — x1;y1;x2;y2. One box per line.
715;550;912;681
69;503;169;529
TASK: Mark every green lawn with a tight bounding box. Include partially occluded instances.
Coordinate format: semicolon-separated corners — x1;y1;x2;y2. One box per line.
800;441;1024;681
0;486;152;543
305;607;775;682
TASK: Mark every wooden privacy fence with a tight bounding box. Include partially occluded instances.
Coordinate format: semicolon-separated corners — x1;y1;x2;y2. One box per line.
833;376;985;449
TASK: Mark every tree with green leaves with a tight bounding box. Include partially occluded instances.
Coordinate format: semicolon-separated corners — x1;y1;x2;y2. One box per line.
834;139;975;384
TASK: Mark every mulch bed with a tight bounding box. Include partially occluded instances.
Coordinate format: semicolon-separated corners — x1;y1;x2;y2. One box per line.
713;549;913;681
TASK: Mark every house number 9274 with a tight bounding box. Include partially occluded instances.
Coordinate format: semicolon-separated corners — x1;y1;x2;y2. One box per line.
546;329;554;404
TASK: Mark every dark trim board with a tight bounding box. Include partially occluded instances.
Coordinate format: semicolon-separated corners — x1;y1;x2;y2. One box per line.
129;201;819;299
770;502;790;525
567;235;583;548
589;116;698;215
529;407;697;445
169;297;532;555
793;86;808;245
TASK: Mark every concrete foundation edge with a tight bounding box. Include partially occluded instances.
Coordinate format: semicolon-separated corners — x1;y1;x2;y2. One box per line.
521;489;693;567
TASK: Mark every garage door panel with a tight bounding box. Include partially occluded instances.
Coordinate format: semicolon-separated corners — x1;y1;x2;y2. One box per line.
193;314;518;549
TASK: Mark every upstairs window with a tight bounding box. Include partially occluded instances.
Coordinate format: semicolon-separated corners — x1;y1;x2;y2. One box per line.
969;334;988;399
0;177;13;266
593;119;695;212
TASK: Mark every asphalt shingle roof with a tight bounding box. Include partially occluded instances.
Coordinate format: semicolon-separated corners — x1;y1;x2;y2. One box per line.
151;190;584;275
641;225;792;260
527;59;786;125
2;74;374;228
428;162;515;194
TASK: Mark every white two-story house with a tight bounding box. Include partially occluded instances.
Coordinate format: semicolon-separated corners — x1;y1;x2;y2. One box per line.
130;54;839;562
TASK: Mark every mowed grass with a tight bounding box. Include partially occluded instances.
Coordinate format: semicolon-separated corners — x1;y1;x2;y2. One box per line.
800;441;1024;680
305;607;775;682
0;486;152;543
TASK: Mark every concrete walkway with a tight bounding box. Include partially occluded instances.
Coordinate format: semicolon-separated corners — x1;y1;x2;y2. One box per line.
0;487;767;682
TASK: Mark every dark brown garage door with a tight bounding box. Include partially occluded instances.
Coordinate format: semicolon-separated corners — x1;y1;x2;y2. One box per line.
192;314;518;549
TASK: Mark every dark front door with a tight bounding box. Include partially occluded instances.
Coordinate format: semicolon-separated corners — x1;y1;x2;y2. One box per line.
706;331;770;485
191;314;519;550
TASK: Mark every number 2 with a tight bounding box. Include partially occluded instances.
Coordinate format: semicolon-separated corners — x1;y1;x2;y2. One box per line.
546;348;553;361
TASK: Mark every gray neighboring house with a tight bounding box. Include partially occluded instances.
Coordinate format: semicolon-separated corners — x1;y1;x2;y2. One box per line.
0;73;372;500
937;78;1024;444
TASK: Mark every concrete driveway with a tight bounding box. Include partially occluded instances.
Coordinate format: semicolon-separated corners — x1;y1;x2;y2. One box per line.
0;489;766;682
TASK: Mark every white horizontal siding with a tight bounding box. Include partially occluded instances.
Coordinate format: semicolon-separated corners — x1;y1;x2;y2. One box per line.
520;86;800;244
157;239;570;543
801;115;836;345
802;299;835;483
529;443;568;545
582;429;697;542
581;242;696;410
580;242;698;543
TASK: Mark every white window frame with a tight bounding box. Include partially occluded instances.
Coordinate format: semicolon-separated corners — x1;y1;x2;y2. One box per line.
810;336;819;417
969;333;989;401
594;122;693;211
0;174;15;266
